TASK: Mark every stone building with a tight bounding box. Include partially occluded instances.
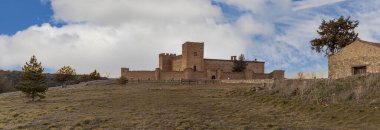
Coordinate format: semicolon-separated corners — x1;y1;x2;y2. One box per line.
329;39;380;79
121;42;284;80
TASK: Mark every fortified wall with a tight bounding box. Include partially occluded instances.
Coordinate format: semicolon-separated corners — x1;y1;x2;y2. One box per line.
122;42;285;80
121;68;284;81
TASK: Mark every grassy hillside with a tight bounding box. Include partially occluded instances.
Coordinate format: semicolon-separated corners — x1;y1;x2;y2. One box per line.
0;80;378;129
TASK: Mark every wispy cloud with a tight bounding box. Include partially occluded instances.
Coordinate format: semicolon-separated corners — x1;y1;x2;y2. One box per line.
215;0;380;77
293;0;345;11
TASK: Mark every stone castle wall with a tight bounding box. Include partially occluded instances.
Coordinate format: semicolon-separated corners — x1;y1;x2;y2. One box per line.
329;40;380;79
221;72;245;79
204;59;234;72
158;42;265;73
122;41;285;81
159;71;185;80
247;62;265;73
121;68;156;80
121;68;284;81
203;59;264;73
172;57;183;71
221;79;274;84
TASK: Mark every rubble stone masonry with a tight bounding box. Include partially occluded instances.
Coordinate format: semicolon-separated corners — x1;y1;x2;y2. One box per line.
329;39;380;79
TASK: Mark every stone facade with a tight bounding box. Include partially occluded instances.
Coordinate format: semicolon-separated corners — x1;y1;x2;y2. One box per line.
122;42;285;80
329;39;380;79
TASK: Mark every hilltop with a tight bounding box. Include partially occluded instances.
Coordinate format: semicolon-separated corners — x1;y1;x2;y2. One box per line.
0;79;379;129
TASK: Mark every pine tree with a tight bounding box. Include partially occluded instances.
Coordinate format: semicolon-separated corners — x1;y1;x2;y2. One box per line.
233;54;248;72
15;55;48;101
55;66;76;88
311;16;359;56
89;70;101;80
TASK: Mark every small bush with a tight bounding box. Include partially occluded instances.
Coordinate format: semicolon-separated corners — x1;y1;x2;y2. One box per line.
297;71;305;79
76;75;91;83
118;75;127;84
55;66;76;87
89;70;101;80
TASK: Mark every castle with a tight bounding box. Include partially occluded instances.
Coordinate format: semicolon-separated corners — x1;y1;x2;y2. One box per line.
121;42;284;80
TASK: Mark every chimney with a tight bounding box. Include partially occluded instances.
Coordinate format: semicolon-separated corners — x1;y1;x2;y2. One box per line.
231;56;237;61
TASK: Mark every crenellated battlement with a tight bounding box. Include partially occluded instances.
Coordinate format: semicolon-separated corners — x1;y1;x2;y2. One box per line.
159;53;177;57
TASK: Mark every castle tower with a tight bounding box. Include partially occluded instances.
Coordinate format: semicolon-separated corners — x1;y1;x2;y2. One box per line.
159;53;176;71
182;42;204;71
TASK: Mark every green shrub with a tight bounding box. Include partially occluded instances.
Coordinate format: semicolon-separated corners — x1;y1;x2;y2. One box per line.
118;75;127;84
55;66;76;87
89;70;101;80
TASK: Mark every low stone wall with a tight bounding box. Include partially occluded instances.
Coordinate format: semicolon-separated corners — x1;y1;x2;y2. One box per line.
122;68;285;81
125;71;156;80
160;71;184;80
221;79;274;84
252;73;271;79
192;71;207;80
128;79;220;84
222;72;245;79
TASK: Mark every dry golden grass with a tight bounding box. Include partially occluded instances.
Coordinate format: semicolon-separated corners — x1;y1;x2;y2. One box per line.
0;80;378;129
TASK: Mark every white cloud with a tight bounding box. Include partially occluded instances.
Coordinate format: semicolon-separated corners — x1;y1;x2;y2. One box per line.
355;11;380;41
217;0;292;19
0;0;250;77
51;0;223;25
234;14;274;36
216;0;267;13
293;0;345;11
2;0;380;79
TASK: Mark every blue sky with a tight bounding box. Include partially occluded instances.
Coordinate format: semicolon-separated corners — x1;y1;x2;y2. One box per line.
0;0;53;35
1;0;380;78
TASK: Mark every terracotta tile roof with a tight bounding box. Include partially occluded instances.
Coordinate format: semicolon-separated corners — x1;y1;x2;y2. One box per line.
358;39;380;48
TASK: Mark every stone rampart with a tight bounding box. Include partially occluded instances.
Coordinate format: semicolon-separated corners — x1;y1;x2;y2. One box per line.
221;79;274;84
160;71;185;80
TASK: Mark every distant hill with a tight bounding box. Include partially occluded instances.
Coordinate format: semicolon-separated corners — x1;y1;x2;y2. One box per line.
0;70;104;93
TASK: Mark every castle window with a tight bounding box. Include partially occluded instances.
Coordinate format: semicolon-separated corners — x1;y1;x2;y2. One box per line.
193;66;197;71
194;52;197;56
352;66;367;75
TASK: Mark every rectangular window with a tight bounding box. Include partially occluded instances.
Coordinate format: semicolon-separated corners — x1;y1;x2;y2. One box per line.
194;52;197;56
352;66;367;75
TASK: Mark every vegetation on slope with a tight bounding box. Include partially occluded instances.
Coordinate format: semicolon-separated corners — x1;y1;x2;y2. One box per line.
268;73;380;105
0;78;378;129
